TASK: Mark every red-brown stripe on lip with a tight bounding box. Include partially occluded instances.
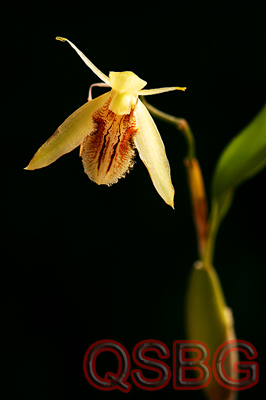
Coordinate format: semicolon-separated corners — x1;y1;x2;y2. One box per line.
81;98;138;186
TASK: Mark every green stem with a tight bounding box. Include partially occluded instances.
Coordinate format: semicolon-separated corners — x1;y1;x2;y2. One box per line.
204;190;234;266
142;97;209;261
141;97;196;161
203;205;219;267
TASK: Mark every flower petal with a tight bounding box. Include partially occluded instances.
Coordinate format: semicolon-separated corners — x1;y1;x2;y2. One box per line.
138;86;186;96
134;100;175;207
81;101;137;186
109;91;138;115
25;92;110;170
109;71;146;92
56;37;111;86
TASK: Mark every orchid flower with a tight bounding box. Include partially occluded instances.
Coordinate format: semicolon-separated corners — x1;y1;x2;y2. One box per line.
25;37;186;207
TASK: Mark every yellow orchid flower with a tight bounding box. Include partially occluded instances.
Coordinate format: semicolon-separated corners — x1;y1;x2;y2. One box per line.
25;37;186;207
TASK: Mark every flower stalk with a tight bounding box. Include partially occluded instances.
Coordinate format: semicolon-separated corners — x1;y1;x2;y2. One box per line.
142;98;208;260
140;97;195;161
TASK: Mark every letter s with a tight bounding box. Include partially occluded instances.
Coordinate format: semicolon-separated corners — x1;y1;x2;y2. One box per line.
131;340;171;390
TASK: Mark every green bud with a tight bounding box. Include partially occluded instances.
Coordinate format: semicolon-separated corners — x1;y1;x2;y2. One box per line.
185;261;238;400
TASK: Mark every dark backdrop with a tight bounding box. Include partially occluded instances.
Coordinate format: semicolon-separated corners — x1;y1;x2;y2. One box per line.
3;1;266;399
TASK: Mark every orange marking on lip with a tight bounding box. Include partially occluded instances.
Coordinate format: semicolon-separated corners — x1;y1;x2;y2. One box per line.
81;98;138;186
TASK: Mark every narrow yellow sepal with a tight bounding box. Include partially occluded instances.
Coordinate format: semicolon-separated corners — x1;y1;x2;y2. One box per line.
134;100;175;207
55;37;111;85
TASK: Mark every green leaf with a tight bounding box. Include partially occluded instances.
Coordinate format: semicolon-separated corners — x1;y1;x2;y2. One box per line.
212;103;266;218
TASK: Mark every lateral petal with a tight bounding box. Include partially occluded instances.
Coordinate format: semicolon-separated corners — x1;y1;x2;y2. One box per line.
138;86;186;96
25;92;110;170
134;100;175;207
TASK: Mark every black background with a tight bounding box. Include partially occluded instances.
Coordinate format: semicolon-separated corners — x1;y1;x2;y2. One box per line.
3;1;266;399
